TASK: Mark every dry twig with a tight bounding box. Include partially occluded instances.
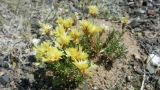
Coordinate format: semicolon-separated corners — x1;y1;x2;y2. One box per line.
140;69;146;90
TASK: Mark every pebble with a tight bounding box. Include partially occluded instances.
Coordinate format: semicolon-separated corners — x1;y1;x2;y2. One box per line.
133;53;141;60
147;54;160;74
128;2;134;6
126;76;133;82
147;10;156;16
137;8;146;14
0;71;5;76
93;86;98;90
0;75;9;85
32;38;40;46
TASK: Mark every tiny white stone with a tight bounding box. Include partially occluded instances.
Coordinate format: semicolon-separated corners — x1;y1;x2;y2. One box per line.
149;54;160;66
93;86;98;90
32;38;40;46
147;54;160;74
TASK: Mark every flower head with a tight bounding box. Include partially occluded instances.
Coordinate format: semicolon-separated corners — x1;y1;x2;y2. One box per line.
44;47;63;62
80;20;92;34
88;5;99;17
73;60;97;75
56;17;64;25
63;18;74;29
33;41;52;54
33;41;63;63
65;46;88;61
120;16;129;25
80;20;103;35
54;25;65;37
70;29;81;44
56;17;74;29
39;23;52;35
88;24;103;34
73;60;89;74
56;34;71;48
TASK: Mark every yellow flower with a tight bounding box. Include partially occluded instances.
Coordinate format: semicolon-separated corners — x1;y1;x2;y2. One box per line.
33;41;63;63
56;17;74;29
70;29;81;44
65;46;88;61
34;41;52;53
33;41;52;61
79;52;88;61
54;25;65;37
88;25;103;34
63;18;74;29
80;20;103;35
120;16;129;25
56;17;64;25
66;47;78;60
88;5;99;17
73;60;89;74
56;34;71;48
73;60;97;75
80;20;92;34
39;23;52;35
44;47;63;62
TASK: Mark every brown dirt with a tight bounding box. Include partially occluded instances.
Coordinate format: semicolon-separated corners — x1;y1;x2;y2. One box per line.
78;19;143;90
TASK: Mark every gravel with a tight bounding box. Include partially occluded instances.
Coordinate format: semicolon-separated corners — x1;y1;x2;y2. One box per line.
127;0;160;55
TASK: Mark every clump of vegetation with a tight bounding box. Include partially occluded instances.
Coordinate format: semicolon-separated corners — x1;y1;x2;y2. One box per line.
88;5;99;17
102;30;126;60
32;4;126;88
120;16;129;29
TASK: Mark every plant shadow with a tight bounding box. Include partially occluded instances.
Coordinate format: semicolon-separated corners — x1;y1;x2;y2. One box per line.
96;56;113;71
17;68;80;90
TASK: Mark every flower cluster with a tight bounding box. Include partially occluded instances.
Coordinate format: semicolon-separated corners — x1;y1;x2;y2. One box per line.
34;16;104;75
33;4;102;78
56;17;74;29
33;41;63;63
80;20;103;35
88;5;99;17
32;3;127;88
120;16;129;25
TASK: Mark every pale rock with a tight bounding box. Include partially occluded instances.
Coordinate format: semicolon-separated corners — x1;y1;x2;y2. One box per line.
147;54;160;74
32;38;40;46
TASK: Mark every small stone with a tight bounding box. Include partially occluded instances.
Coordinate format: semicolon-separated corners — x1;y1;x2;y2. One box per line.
137;9;146;14
126;76;133;82
0;67;6;77
133;53;141;60
32;38;40;46
147;54;160;74
134;66;143;74
128;2;134;5
0;71;5;76
156;68;160;76
0;75;9;85
93;86;98;90
147;10;156;16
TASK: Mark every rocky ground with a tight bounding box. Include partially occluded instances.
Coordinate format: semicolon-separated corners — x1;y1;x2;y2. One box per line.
0;0;160;90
